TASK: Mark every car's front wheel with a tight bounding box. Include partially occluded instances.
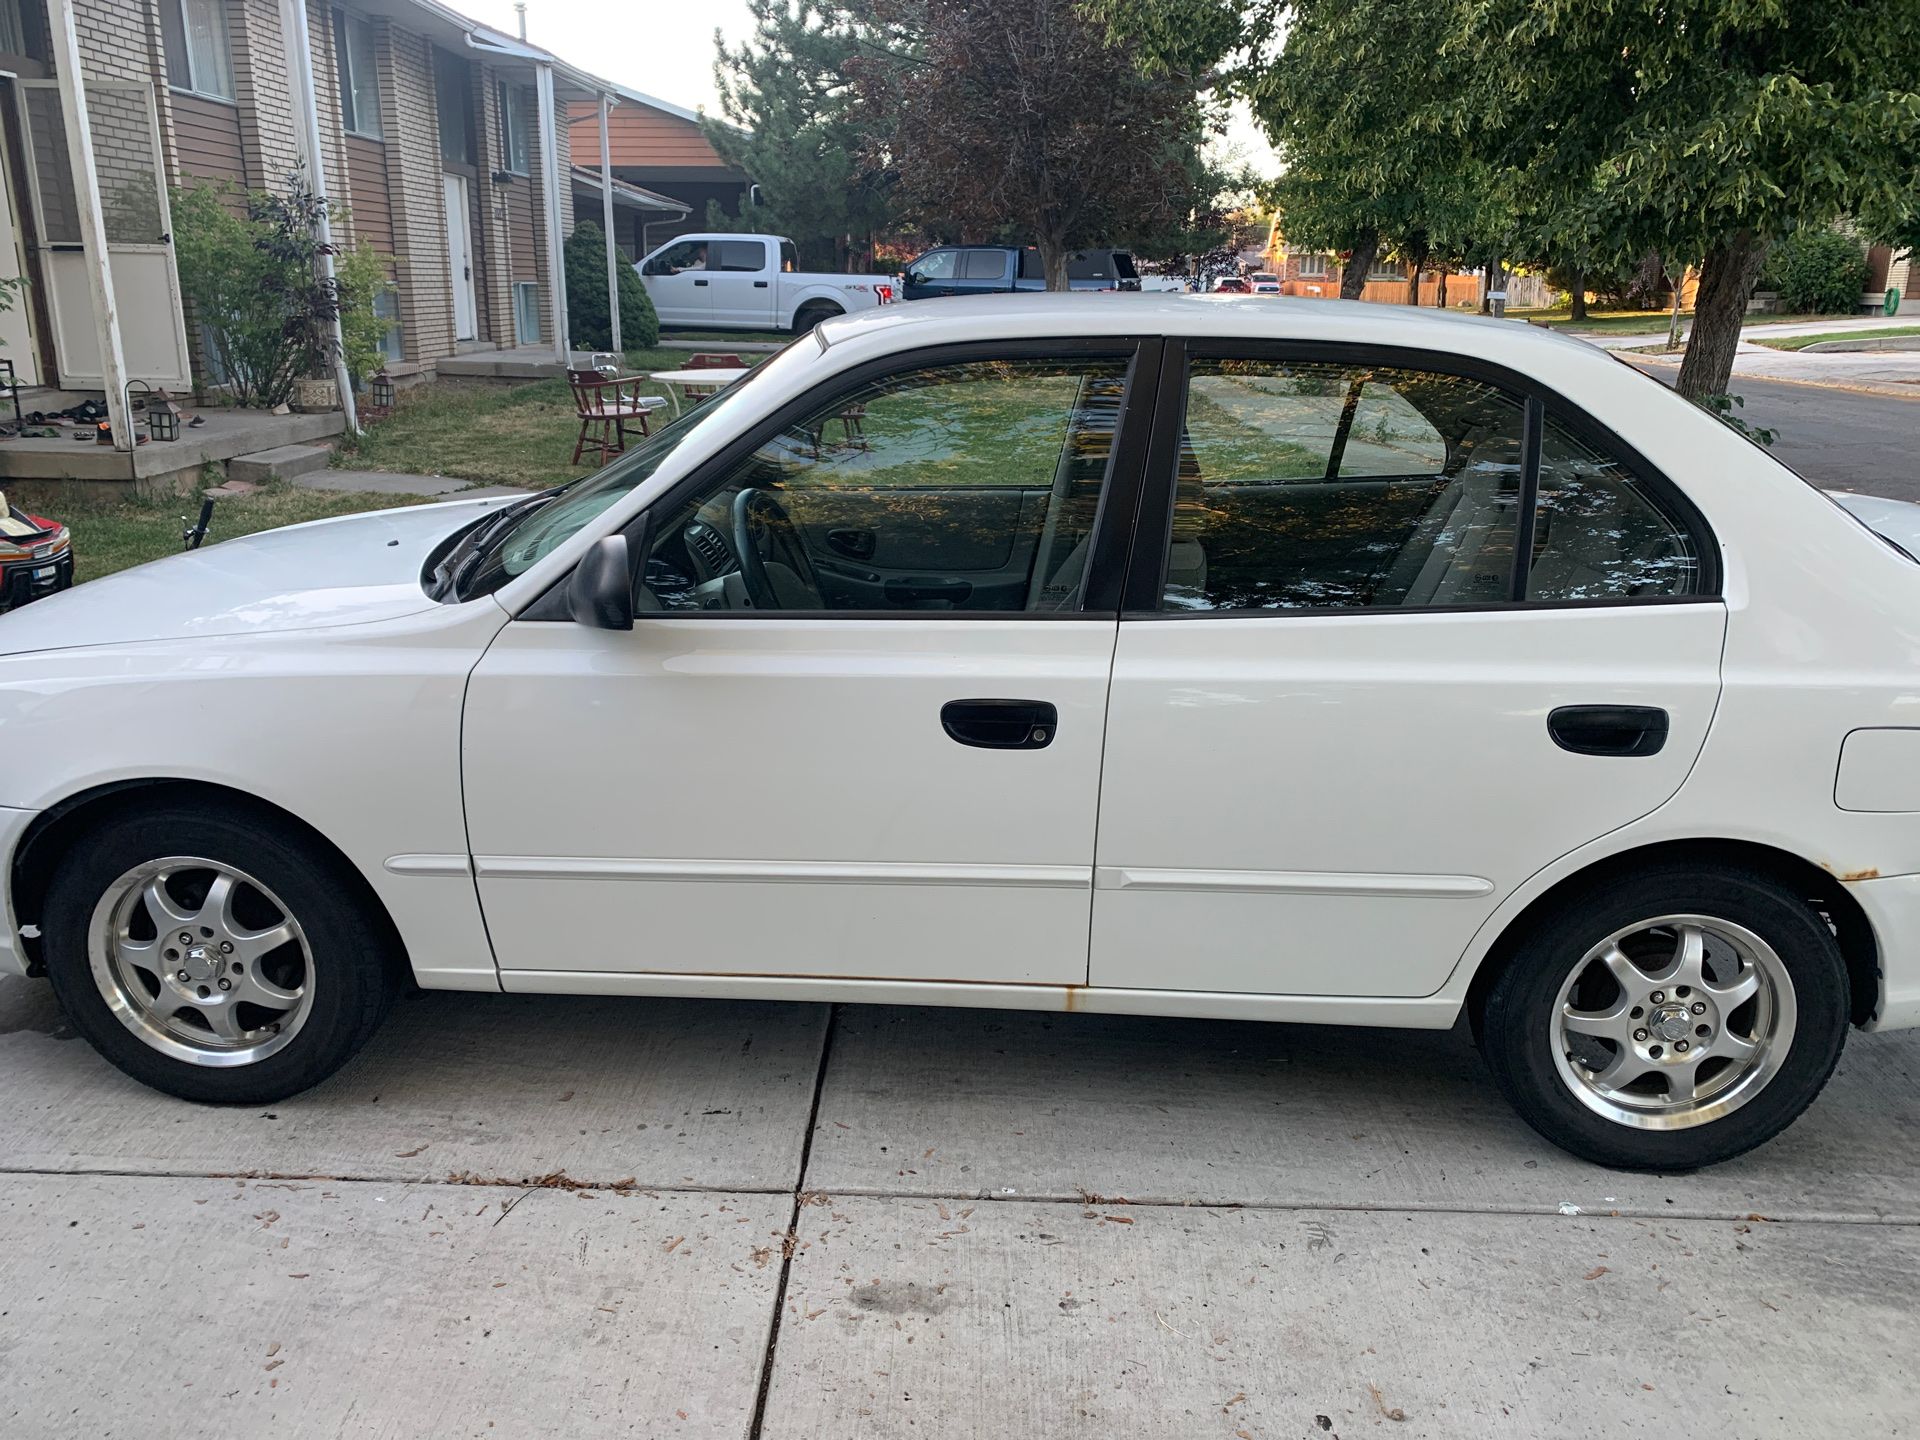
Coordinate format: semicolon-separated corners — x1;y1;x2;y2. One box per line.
41;800;397;1104
1479;864;1850;1171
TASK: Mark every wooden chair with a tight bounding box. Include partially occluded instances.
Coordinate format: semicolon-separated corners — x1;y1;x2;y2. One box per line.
568;369;664;466
682;352;748;402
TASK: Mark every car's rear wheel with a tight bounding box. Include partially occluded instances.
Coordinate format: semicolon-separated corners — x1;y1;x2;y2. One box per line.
1479;865;1849;1171
792;302;842;335
42;801;396;1104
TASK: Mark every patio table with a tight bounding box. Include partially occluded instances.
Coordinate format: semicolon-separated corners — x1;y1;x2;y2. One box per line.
648;367;752;415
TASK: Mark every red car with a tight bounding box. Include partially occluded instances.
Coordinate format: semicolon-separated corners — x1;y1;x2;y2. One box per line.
1212;275;1251;293
0;495;73;611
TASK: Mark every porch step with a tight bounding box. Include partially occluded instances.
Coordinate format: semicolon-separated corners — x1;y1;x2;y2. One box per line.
228;442;334;484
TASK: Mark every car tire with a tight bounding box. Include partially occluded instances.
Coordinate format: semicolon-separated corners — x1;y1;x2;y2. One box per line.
41;799;397;1104
1479;864;1849;1171
792;303;841;335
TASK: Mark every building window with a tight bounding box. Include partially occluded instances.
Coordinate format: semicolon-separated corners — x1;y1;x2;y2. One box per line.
1368;258;1403;281
0;1;27;58
513;282;540;345
433;49;475;167
499;83;530;175
333;10;382;139
162;0;236;101
373;288;403;362
1297;253;1328;278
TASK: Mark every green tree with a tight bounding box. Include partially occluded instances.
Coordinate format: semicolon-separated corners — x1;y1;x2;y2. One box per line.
565;221;659;351
849;0;1214;290
705;0;905;271
1458;0;1920;398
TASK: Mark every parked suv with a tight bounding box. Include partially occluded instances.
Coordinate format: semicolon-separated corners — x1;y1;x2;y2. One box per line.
899;245;1140;300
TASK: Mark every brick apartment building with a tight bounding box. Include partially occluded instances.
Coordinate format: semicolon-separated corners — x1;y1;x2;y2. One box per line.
0;0;695;450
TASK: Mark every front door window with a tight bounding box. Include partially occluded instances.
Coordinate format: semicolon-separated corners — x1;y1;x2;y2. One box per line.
641;354;1133;614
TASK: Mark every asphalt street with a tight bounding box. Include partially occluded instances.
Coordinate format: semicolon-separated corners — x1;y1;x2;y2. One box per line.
1674;372;1916;498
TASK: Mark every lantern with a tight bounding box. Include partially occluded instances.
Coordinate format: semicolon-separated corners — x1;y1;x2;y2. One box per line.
147;392;181;443
368;369;395;418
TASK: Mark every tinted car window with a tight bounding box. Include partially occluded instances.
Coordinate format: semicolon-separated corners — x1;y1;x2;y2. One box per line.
959;250;1008;280
1159;359;1526;612
1526;417;1702;600
644;356;1133;614
710;239;768;272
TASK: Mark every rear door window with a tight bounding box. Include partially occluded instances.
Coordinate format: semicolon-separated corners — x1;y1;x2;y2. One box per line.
710;239;768;272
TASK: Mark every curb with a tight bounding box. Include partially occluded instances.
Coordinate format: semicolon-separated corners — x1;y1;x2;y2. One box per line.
1619;354;1920;402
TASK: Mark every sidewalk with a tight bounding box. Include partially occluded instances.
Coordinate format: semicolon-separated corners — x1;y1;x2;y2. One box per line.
1577;315;1920;398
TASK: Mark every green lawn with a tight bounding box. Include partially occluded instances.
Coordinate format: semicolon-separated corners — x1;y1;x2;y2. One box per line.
1752;325;1920;351
333;347;757;489
9;481;432;584
1508;308;1682;334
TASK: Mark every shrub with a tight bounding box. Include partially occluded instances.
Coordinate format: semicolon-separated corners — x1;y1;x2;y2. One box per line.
1762;230;1868;315
565;221;659;350
173;173;345;407
333;240;396;390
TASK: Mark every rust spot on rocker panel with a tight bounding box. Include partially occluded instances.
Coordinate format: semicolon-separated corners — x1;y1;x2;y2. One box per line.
1840;867;1881;882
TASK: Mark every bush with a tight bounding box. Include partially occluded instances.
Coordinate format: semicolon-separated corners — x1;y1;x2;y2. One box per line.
565;221;659;350
333;240;396;391
173;175;347;407
1762;230;1868;315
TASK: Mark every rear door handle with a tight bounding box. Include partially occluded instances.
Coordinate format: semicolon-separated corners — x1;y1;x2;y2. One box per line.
942;699;1056;750
693;278;709;287
1548;705;1669;757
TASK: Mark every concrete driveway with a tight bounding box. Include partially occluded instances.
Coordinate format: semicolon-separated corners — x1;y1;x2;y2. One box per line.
3;975;1914;1437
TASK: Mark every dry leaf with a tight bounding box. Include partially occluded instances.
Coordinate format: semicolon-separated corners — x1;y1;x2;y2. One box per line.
1584;1266;1611;1281
394;1144;428;1158
664;1236;685;1254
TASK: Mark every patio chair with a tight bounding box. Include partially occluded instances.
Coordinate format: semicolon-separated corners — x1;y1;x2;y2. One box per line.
568;369;666;466
682;352;748;402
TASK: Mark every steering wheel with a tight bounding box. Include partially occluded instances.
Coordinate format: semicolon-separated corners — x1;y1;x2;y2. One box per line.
731;487;825;609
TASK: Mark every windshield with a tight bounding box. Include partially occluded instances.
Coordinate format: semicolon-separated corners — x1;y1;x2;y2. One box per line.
452;342;806;599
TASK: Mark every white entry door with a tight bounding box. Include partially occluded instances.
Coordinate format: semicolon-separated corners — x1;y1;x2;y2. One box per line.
443;175;476;342
15;80;190;387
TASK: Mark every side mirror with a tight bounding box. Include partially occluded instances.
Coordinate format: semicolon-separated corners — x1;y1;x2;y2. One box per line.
568;534;634;630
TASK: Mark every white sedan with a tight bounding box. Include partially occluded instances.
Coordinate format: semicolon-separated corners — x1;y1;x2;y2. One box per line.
2;294;1914;1173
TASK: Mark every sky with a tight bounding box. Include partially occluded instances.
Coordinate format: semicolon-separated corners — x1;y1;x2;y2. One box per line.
439;0;1279;179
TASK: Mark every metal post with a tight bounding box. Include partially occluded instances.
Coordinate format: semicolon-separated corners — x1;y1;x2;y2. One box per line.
280;0;358;433
46;0;132;450
535;62;569;366
600;93;619;355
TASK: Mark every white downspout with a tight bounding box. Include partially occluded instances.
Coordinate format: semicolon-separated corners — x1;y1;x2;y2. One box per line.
278;0;357;434
535;62;569;366
600;92;619;354
46;0;132;450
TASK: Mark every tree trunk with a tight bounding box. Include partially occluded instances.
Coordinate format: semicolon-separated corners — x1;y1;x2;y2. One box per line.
1339;232;1377;299
1569;268;1587;321
1665;260;1686;352
1405;265;1420;304
1037;236;1071;293
1435;269;1448;308
1676;234;1768;401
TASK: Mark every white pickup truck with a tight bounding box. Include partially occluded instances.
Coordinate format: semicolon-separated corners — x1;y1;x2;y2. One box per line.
636;233;894;333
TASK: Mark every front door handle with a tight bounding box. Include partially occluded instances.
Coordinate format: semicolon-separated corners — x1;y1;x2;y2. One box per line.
942;699;1056;750
1549;704;1669;757
693;278;709;287
753;279;769;288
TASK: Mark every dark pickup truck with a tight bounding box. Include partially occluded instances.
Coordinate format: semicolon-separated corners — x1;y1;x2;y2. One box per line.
898;245;1140;301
